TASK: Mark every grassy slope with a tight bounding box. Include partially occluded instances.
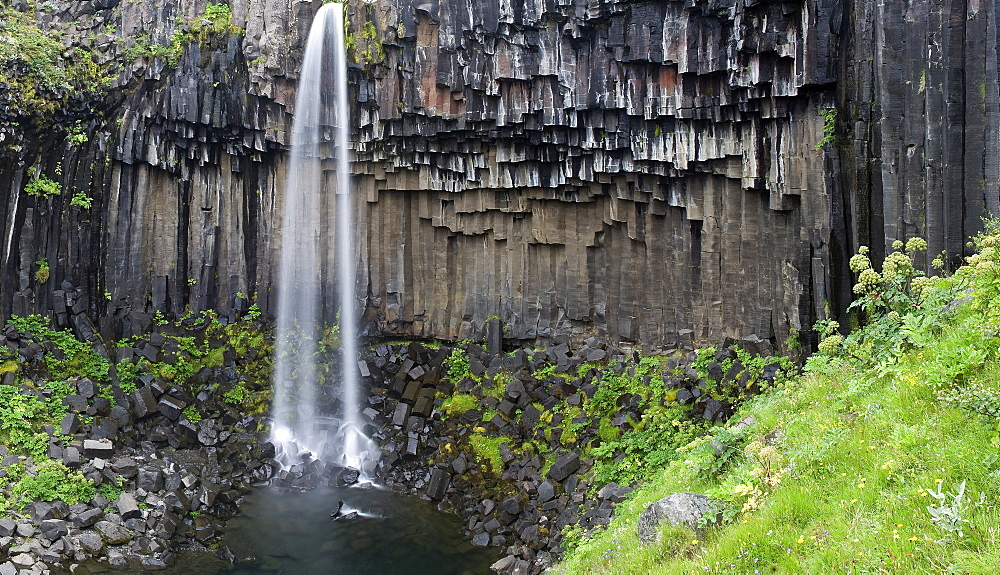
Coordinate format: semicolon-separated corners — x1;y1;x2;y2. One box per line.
555;233;1000;574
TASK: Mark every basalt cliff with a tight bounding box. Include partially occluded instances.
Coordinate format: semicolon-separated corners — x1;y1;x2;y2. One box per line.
1;0;997;349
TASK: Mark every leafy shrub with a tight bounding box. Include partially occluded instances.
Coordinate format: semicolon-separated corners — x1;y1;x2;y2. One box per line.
12;460;95;506
444;347;477;384
70;192;93;209
223;381;252;404
97;475;124;503
25;176;61;197
589;405;705;487
814;108;838;150
817;238;951;373
34;258;49;284
66;124;88;146
182;406;202;423
588;356;663;421
0;386;49;456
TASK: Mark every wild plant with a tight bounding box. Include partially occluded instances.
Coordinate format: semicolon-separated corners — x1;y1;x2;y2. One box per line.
924;479;983;541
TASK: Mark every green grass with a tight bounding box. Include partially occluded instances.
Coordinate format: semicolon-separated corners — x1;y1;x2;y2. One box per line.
440;393;477;418
554;224;1000;574
468;433;511;474
558;361;1000;574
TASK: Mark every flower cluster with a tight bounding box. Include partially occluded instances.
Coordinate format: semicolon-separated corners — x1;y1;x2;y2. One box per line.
848;237;930;310
881;251;915;282
853;268;881;295
909;275;934;299
906;237;928;253
733;439;785;512
849;246;871;273
817;334;844;356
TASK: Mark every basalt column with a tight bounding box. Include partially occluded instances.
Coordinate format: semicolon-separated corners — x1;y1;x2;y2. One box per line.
348;0;840;348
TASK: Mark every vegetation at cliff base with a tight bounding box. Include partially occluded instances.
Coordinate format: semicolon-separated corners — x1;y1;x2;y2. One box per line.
555;223;1000;574
0;306;272;512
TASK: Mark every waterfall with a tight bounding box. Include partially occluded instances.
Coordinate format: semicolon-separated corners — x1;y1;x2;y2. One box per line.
270;2;377;478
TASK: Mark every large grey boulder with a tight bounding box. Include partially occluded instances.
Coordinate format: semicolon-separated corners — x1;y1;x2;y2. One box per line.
94;521;131;545
637;493;711;544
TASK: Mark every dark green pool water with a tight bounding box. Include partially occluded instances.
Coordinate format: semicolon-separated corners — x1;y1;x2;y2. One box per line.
74;486;499;575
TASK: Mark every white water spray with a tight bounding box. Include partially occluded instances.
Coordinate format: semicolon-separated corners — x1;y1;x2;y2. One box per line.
271;3;377;477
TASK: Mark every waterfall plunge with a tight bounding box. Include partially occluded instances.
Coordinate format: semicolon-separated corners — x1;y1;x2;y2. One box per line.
270;3;377;478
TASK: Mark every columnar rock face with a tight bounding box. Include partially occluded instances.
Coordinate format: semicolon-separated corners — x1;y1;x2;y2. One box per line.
837;0;1000;273
0;0;997;348
349;0;837;346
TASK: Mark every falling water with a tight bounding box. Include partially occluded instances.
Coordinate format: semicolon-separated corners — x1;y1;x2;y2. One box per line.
271;3;377;477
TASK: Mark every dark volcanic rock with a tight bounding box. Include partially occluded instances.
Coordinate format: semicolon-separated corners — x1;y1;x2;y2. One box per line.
3;0;992;354
547;453;581;483
94;521;131;545
426;468;451;500
39;519;68;541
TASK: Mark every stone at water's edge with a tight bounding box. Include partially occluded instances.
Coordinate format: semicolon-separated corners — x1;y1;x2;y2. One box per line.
637;493;712;544
427;468;451;500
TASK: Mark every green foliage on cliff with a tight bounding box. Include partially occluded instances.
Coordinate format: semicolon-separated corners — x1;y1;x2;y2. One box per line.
555;224;1000;574
24;174;61;197
345;5;385;66
167;3;243;67
814;108;838;150
70;191;94;209
0;2;111;119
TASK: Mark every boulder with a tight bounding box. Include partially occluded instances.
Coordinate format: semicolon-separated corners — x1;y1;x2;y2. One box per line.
60;413;80;435
77;378;97;398
130;386;158;419
76;531;104;554
597;482;633;503
537;480;556;503
27;501;58;523
138;467;164;492
637;493;712;544
72;507;104;528
471;532;490;546
0;518;14;537
62;394;89;413
95;520;132;545
426;468;450;500
115;493;142;520
39;519;68;541
62;445;82;468
83;438;113;458
546;452;580;482
157;395;187;420
336;467;360;487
